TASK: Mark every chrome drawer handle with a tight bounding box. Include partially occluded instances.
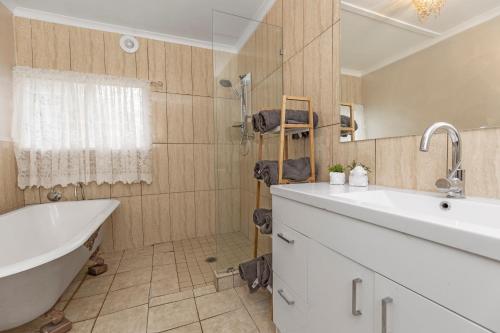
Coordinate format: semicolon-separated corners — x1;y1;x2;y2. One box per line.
277;288;295;305
352;278;362;316
277;233;294;244
382;297;393;333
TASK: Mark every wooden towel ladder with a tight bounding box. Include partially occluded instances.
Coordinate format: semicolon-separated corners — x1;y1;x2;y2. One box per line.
253;95;316;258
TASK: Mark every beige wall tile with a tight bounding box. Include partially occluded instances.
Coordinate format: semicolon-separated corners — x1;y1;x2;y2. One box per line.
14;17;32;66
216;144;240;190
152;92;168;144
304;0;333;45
103;32;136;78
194;144;215;191
304;27;334;127
283;50;304;97
216;189;240;233
192;47;213;97
0;142;24;213
333;0;340;23
24;187;41;205
69;27;105;74
31;20;70;70
460;128;500;198
135;37;149;80
308;126;333;182
166;42;192;94
112;196;143;250
266;0;283;27
143;144;169;195
148;40;166;92
332;125;376;183
167;94;194;143
214;98;241;144
283;0;304;61
84;182;111;199
254;23;269;85
195;190;216;237
111;183;141;198
193;96;214;144
142;194;171;245
170;192;196;241
168;144;195;192
99;217;114;253
375;134;447;191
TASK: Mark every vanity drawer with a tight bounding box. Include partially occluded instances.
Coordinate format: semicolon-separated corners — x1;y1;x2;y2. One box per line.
273;273;307;333
273;223;308;299
273;196;314;236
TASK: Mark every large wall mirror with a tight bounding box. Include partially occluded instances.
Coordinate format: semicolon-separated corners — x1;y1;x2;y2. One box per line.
339;1;500;142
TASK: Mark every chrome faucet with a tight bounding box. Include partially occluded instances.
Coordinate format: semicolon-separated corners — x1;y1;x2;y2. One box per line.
74;182;86;200
419;122;465;198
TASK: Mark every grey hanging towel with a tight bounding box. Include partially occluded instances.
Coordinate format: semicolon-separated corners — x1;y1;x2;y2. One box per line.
238;253;273;293
255;157;311;187
252;109;319;133
253;208;272;234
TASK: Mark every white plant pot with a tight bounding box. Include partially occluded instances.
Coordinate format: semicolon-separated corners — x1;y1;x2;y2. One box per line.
329;172;346;185
349;174;368;187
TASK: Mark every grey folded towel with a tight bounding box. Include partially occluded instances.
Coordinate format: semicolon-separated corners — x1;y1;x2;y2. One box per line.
253;208;272;234
254;157;311;187
252;109;319;133
254;160;277;180
239;254;273;293
340;115;358;130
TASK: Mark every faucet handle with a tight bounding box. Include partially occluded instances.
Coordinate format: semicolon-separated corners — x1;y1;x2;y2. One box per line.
435;177;464;198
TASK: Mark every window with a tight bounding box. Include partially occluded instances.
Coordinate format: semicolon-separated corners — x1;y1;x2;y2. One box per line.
12;66;152;189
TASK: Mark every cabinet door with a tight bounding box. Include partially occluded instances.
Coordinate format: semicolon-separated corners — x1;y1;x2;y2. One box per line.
307;241;374;333
373;274;490;333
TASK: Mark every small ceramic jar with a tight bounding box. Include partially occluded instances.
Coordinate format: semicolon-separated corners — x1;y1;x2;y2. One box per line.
349;166;368;187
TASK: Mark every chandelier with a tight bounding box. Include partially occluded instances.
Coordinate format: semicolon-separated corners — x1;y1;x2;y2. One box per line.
412;0;446;21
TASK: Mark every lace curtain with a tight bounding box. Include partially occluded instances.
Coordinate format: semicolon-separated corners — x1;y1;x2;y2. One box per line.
12;66;153;189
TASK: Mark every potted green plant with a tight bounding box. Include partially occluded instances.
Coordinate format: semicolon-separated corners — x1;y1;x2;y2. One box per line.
328;164;346;185
346;160;370;187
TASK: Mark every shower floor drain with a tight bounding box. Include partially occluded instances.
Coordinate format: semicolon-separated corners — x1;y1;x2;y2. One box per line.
205;256;217;263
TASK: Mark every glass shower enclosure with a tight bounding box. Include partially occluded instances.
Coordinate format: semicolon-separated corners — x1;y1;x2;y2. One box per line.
212;11;283;274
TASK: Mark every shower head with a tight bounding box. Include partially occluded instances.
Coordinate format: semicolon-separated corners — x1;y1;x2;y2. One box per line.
219;79;233;88
219;79;241;98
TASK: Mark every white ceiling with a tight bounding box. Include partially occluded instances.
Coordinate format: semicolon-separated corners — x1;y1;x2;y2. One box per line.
341;0;500;76
0;0;275;50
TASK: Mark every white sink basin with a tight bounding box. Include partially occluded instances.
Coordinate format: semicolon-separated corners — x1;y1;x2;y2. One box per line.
271;183;500;262
331;189;500;231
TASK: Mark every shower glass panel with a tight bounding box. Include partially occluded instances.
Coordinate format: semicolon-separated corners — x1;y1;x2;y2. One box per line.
212;11;283;273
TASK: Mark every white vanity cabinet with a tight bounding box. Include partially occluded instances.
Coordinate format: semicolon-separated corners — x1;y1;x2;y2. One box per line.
307;240;374;333
271;185;498;333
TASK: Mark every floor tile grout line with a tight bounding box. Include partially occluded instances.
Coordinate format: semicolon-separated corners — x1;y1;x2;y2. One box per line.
90;250;124;332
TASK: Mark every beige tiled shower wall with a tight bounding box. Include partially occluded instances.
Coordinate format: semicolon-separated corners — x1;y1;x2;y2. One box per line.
12;18;216;251
0;4;25;215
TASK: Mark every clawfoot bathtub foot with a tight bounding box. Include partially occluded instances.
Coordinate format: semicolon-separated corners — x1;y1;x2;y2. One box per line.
40;310;72;333
88;249;108;276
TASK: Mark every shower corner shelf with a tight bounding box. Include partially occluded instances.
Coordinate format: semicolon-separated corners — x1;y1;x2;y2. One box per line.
253;95;316;258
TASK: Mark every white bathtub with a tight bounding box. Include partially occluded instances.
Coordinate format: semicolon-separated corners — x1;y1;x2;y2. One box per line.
0;199;119;330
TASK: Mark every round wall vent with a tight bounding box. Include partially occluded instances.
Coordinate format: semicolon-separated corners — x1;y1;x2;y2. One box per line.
119;35;139;53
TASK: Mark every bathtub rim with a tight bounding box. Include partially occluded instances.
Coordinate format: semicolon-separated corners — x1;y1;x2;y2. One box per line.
0;199;120;279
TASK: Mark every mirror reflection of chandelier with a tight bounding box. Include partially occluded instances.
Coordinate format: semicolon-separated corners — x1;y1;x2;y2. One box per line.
412;0;447;21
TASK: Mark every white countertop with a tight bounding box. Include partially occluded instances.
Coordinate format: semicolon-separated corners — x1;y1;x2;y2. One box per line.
271;183;500;262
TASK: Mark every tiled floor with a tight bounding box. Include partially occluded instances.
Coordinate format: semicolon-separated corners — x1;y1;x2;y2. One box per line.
5;235;275;333
216;232;272;273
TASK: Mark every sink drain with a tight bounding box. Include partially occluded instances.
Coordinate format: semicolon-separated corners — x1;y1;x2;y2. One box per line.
439;201;451;210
